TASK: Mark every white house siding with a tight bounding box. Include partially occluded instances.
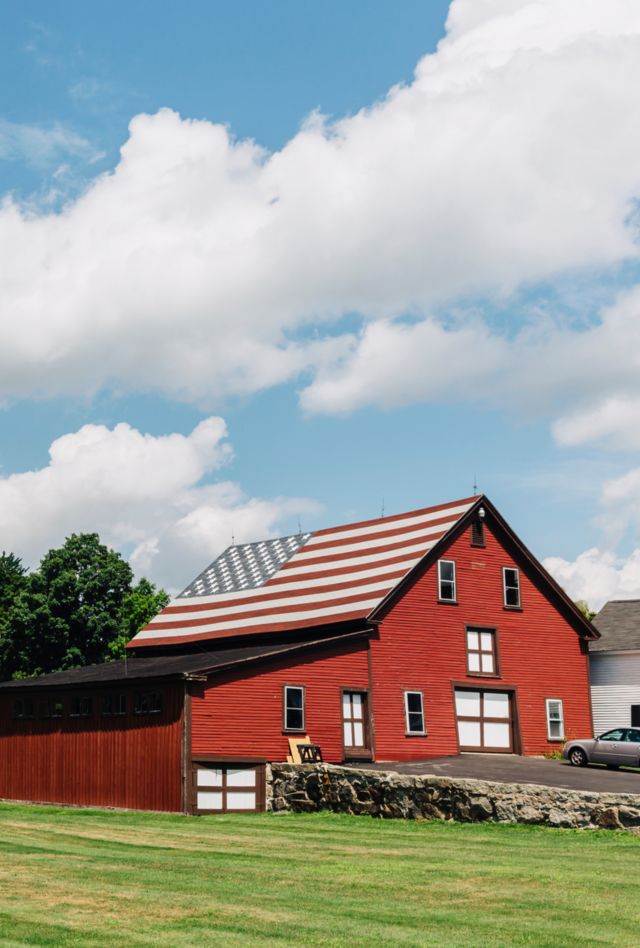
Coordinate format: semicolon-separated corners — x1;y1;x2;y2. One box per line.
590;652;640;734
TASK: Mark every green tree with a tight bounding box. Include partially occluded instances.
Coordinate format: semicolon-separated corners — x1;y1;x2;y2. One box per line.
0;534;168;679
575;599;596;621
108;577;170;660
0;552;28;627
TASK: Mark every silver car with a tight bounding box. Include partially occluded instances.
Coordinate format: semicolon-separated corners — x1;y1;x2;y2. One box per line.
563;727;640;769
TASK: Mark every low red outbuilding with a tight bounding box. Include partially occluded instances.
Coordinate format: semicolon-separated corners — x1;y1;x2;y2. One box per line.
0;494;598;813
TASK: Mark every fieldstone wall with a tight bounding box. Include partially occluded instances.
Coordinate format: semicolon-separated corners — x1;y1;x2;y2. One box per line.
267;763;640;831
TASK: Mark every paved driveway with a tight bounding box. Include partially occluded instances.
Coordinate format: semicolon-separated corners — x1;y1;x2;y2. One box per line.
356;754;640;794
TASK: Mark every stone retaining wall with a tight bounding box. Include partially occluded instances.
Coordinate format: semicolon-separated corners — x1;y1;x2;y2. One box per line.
268;763;640;831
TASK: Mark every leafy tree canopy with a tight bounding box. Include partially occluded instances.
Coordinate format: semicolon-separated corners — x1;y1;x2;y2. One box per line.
0;534;168;679
0;551;28;625
575;599;596;621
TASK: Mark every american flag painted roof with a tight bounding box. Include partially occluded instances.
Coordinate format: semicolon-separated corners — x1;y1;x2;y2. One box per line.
129;496;478;649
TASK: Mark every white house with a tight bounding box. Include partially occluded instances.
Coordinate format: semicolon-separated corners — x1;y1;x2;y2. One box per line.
590;600;640;734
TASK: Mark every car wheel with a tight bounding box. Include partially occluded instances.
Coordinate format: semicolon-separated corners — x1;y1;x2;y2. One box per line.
569;747;588;767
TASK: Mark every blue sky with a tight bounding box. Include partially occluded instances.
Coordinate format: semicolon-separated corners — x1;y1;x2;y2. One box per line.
1;0;640;607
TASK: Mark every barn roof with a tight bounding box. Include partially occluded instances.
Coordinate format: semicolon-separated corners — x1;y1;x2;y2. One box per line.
590;600;640;652
0;630;368;691
129;495;479;650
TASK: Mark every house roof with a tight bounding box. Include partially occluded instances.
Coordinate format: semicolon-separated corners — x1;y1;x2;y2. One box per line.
129;496;479;649
590;600;640;652
0;630;368;691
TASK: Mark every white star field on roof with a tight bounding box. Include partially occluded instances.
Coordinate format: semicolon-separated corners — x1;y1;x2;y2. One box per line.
179;534;313;597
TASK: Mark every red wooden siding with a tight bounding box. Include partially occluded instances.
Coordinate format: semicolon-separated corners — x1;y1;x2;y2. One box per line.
370;522;593;760
0;683;184;811
191;639;369;763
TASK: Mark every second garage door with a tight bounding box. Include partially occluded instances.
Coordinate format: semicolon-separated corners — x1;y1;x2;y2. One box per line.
455;689;514;752
194;762;265;813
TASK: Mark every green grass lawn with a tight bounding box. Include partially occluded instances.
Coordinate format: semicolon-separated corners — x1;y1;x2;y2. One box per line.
0;805;638;947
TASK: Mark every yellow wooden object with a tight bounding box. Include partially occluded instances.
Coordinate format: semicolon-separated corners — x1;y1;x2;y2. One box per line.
287;735;310;764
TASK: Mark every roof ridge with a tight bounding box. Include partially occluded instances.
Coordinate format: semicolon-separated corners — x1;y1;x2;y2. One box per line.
601;598;640;604
313;495;481;537
225;531;313;548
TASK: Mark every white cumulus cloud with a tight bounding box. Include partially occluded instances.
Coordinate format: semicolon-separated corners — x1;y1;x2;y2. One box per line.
544;548;640;613
0;419;318;593
1;0;640;431
544;460;640;611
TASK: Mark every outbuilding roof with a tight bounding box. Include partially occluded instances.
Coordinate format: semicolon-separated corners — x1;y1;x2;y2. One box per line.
590;600;640;652
129;496;479;650
0;630;368;691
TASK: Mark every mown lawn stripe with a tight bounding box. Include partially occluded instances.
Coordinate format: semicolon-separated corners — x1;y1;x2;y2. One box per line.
0;805;638;946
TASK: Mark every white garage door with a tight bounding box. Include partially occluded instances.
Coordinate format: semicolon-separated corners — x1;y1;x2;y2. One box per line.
194;763;264;813
455;689;513;753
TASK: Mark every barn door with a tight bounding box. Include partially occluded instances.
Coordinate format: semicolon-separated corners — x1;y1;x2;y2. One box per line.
455;689;513;753
342;691;371;760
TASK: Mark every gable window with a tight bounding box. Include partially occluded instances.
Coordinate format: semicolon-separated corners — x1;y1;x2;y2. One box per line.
70;696;93;718
283;685;305;732
134;691;162;715
503;567;521;608
470;517;485;547
545;699;564;740
466;628;498;676
101;693;128;716
438;560;457;602
13;698;34;720
404;691;426;735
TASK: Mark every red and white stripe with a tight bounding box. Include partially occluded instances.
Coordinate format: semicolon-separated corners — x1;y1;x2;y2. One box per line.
130;497;476;648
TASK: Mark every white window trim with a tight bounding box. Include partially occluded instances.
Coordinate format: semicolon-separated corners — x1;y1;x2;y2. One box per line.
438;559;457;602
502;566;521;608
545;698;564;741
404;691;426;735
284;685;305;732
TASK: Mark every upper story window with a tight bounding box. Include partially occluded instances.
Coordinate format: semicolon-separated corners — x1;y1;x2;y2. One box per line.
404;691;426;735
13;698;34;720
466;628;498;676
438;559;456;602
70;696;93;718
101;693;128;716
545;699;564;740
283;685;305;732
134;691;163;715
503;567;521;608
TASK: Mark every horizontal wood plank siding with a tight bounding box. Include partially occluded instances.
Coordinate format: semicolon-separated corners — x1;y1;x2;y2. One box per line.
371;522;593;760
191;639;369;762
590;652;640;733
0;684;184;811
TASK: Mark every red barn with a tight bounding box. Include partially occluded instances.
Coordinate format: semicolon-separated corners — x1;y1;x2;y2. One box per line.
0;495;598;813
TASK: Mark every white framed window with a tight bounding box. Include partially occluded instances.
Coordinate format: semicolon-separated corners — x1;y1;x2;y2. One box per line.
466;628;498;676
545;698;564;741
503;567;521;608
283;685;305;732
438;559;456;602
404;691;426;735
